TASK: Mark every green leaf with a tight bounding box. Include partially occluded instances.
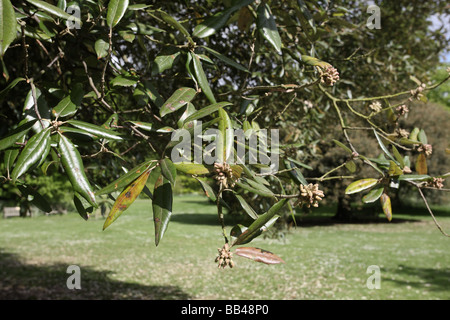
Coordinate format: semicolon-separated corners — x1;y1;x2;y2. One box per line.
95;160;155;196
195;177;217;201
127;121;153;132
52;83;84;119
409;127;420;142
235;180;275;198
173;162;211;175
399;137;421;146
256;3;282;53
66;120;123;141
0;119;38;151
0;0;17;56
73;192;93;221
57;0;66;10
182;102;232;124
388;161;403;176
374;130;396;162
177;102;196;128
234;247;285;265
201;46;249;72
0;77;25;102
418;129;428;144
345;178;378;195
391;145;405;168
362;186;384;203
58;134;97;207
284;160;308;186
160;87;196;117
128;4;150;10
332;139;353;154
110;74;139;87
26;0;81;24
103;168;151;230
4;140;22;174
296;0;316;34
193;6;237;38
23;88;50;133
158;10;192;42
152;174;173;246
159;158;177;186
94;38;110;59
345;160;357;173
286;157;313;170
135;81;164;108
232;199;287;246
398;174;431;182
234;194;259;220
17;184;52;213
380;193;392;221
106;0;129;28
191;52;216;104
300;55;331;68
59;126;98;142
151;51;181;76
218;107;233;162
11;128;51;182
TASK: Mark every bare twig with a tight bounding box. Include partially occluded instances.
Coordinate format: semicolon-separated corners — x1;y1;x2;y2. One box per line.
416;186;450;237
29;79;45;129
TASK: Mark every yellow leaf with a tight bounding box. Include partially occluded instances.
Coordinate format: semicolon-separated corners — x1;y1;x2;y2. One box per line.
103;169;151;230
380;193;392;221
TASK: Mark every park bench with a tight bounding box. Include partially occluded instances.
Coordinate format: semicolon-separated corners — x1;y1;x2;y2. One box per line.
3;207;21;218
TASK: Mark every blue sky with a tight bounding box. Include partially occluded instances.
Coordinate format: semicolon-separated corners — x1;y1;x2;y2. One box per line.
428;13;450;63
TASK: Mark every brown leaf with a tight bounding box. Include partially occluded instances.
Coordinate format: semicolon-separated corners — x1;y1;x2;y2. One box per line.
234;247;285;265
237;6;253;31
415;153;427;175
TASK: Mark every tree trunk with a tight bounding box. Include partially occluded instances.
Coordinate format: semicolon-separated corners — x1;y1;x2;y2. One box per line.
333;195;354;222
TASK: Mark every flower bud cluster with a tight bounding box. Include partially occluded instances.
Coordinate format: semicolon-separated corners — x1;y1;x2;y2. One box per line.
320;65;340;86
213;162;236;189
294;183;325;208
410;83;426;101
396;104;409;116
369;101;382;113
425;177;445;189
215;243;234;269
417;144;433;157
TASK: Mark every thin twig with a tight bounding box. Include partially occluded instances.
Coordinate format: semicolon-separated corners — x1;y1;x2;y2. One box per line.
29;79;45;129
101;28;113;98
416;186;450;237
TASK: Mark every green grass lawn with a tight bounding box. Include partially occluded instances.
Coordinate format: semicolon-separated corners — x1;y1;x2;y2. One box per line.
0;194;449;300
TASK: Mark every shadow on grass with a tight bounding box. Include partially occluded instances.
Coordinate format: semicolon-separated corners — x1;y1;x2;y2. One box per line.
385;265;450;292
294;216;422;227
171;213;242;226
0;250;190;300
171;212;421;227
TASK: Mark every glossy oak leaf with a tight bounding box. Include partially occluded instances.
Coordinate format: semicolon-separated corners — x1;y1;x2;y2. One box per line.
103;168;151;230
159;87;196;118
95;160;155;195
345;178;378;195
234;247;285;265
11;127;51;182
152;174;173;246
58;134;97;207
